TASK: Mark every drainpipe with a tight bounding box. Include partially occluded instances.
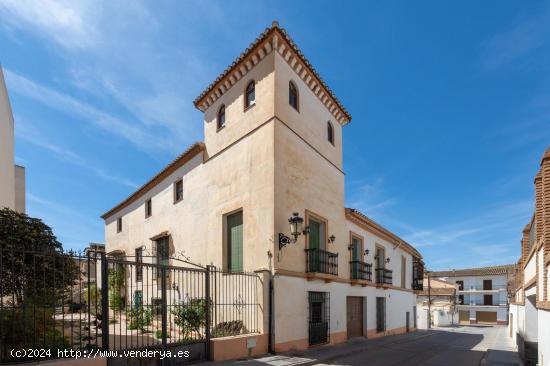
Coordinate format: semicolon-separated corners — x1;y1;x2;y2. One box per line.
268;274;274;354
427;271;431;329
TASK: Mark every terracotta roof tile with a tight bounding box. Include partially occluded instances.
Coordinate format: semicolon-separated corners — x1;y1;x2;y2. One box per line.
430;264;516;278
193;21;351;124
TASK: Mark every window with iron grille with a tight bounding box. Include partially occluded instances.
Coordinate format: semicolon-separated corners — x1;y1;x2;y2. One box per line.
376;297;386;332
135;247;143;282
153;236;170;281
308;291;330;346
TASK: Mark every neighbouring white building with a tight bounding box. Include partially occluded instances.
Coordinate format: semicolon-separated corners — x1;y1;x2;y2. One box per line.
102;22;425;360
416;277;458;329
510;146;550;366
0;66;25;213
430;265;514;326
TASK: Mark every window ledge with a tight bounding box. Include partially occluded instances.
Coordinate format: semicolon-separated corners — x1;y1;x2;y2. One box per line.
244;103;256;112
216;124;226;132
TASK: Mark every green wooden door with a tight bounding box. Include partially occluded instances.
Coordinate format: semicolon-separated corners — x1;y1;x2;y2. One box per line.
227;211;243;272
351;237;360;278
309;220;321;271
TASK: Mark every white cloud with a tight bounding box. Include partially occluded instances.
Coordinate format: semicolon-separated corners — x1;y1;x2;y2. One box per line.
346;177;397;218
16;120;138;188
4;69;179;154
482;5;550;69
0;0;100;49
27;192;103;248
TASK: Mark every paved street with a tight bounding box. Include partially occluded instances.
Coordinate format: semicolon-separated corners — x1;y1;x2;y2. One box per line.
207;326;520;366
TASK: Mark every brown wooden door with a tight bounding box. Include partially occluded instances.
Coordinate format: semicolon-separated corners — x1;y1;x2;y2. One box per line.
476;311;497;324
459;310;469;324
484;294;493;305
483;280;492;290
347;297;363;338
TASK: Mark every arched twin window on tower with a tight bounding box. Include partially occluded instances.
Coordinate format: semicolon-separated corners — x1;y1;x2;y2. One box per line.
245;80;255;109
327;121;334;145
289;81;299;110
217;104;226;130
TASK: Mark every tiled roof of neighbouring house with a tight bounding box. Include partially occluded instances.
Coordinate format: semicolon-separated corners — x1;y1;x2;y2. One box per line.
345;208;422;259
101;142;206;220
417;288;456;297
430;264;516;278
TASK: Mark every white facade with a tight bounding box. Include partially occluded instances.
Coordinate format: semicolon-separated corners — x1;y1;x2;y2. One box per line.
102;22;424;354
431;267;513;325
0;66;25;213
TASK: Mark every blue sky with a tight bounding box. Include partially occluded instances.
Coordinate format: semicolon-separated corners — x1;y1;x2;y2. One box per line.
1;1;549;270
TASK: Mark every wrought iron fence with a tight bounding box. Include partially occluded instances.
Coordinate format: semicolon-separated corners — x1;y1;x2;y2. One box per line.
0;248;102;363
308;291;329;346
0;248;262;363
375;268;393;285
349;261;372;281
305;248;338;275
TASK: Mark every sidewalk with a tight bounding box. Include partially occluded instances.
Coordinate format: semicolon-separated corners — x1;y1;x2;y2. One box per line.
200;326;522;366
200;331;435;366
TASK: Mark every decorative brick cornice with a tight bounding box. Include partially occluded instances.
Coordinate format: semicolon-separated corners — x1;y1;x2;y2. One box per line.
521;223;531;264
535;171;543;244
525;275;537;289
542;147;550;300
193;21;352;125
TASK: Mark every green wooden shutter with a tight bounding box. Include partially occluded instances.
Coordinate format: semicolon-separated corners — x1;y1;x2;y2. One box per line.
351;237;359;278
227;212;243;272
309;220;320;249
309;220;320;272
352;237;359;261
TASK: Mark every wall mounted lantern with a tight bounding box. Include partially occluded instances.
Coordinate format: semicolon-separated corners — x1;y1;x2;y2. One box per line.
364;249;369;256
328;235;336;244
279;212;307;250
386;257;391;263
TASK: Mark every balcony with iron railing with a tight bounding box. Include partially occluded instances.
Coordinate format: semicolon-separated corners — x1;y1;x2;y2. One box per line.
412;278;423;291
458;285;507;293
350;261;372;281
305;248;338;276
375;268;392;285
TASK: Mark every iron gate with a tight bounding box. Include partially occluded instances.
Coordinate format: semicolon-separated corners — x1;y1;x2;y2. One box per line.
0;248;261;364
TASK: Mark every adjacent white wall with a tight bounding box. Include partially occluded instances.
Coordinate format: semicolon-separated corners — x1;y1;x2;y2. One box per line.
0;66;15;211
539;309;550;366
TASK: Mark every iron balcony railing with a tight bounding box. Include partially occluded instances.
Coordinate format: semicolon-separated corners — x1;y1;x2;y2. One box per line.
375;268;393;285
305;248;338;275
349;261;372;281
412;278;423;290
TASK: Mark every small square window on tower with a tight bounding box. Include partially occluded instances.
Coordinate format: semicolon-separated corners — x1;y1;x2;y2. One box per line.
174;179;183;203
145;198;152;218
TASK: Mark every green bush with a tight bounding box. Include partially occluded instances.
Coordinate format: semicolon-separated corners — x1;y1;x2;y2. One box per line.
0;305;70;357
171;298;210;338
108;268;125;311
155;329;170;339
126;306;152;331
85;284;102;316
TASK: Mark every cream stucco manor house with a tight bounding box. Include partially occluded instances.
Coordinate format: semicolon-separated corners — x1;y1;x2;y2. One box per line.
102;22;424;355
